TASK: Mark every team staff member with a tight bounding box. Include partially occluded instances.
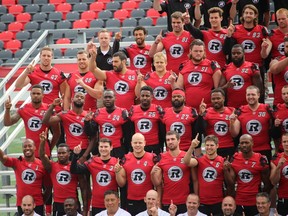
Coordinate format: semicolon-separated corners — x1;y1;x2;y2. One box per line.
21;195;41;216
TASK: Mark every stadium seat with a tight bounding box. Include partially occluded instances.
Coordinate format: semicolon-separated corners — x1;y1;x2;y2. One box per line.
56;20;72;29
16;30;30;41
98;10;113;21
2;0;16;8
40;20;55;29
106;18;121;28
66;0;80;3
1;14;15;24
14;48;28;58
98;0;111;3
34;0;48;4
0;50;13;60
51;31;63;40
31;48;41;57
122;1;137;12
25;4;40;14
0;5;8;15
122;18;137;28
56;3;72;19
8;4;24;16
24;21;39;32
0;40;4;50
146;8;160;25
48;11;63;21
6;58;20;65
0;31;14;42
90;2;105;16
156;16;167;26
73;3;88;13
31;30;44;39
145;35;155;41
122;36;134;42
56;37;71;54
90;19;104;28
0;22;6;32
66;11;80;22
8;22;24;35
49;0;64;5
138;17;153;26
81;10;96;23
146;26;163;37
53;49;63;58
64;48;78;58
82;0;94;3
131;8;145;19
106;1;121;11
32;12;48;23
22;39;36;49
64;31;77;39
121;28;131;37
139;1;153;10
84;29;96;40
114;9;129;23
18;0;32;5
16;12;31;24
5;39;21;53
41;4;55;13
73;19;88;29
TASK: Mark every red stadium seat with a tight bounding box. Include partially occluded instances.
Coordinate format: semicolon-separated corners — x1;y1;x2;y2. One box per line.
114;9;129;23
72;19;88;29
56;3;72;19
56;37;71;54
9;5;24;16
81;10;96;23
2;0;16;8
0;31;14;41
98;0;110;3
16;13;31;25
147;8;160;25
5;39;21;53
8;22;23;37
90;1;105;18
122;1;137;11
50;0;64;5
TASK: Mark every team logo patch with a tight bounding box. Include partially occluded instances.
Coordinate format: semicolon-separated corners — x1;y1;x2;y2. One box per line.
188;72;202;85
69;123;83;136
28;117;42;131
202;167;217;182
97;171;111;186
102;123;116;136
208;39;222;53
131;169;146;184
169;44;184;58
22;169;36;184
56;171;71;185
214;121;228;136
246;120;262;135
133;54;147;68
137;119;152;133
238;169;253;183
114;81;129;95
170;122;185;136
40;80;53;94
241;40;255;53
153;86;168;100
230;75;244;90
168;166;183;181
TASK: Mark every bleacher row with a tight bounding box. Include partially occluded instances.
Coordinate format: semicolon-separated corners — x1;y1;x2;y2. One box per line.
0;0;168;65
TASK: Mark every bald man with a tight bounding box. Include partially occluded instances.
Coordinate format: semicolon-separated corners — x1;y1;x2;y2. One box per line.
115;133;159;215
21;195;41;216
136;190;170;216
215;196;241;216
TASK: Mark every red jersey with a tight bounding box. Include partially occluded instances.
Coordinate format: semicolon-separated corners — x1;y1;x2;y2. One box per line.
67;71;98;111
273;103;288;135
271;153;288;199
125;44;153;75
231;152;269;206
158;151;191;205
162;106;198;151
197;155;225;205
269;28;286;59
4;157;46;206
28;66;66;105
232;25;268;66
222;61;260;108
237;104;272;152
93;107;128;148
203;107;235;149
122;152;156;200
18;103;50;158
203;29;228;68
272;56;288;105
105;69;137;109
144;71;173;109
129;104;163;146
58;110;89;149
162;30;194;74
50;162;78;203
85;156;118;208
180;58;221;108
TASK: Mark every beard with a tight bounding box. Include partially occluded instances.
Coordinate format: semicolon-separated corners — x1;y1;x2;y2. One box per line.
172;100;184;108
113;64;123;73
73;101;84;108
232;56;244;67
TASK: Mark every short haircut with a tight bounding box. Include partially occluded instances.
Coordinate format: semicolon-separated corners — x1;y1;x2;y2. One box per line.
282;85;288;90
98;29;110;36
232;44;244;52
140;85;153;95
256;192;271;202
246;85;260;94
40;46;53;55
204;135;219;145
113;51;127;61
104;89;115;95
240;4;258;25
104;190;119;198
171;11;184;22
77;50;89;56
64;197;78;207
276;8;288;18
211;88;225;97
153;52;167;62
99;138;112;147
133;26;147;35
31;84;44;92
282;132;288;139
166;130;180;140
208;7;223;17
58;143;70;151
190;39;205;50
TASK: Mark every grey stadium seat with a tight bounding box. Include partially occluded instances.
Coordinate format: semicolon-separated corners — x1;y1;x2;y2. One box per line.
32;12;47;23
139;1;153;10
56;20;72;29
22;39;36;49
34;0;48;5
131;9;145;19
15;48;28;58
25;4;40;14
31;30;44;39
138;17;153;26
16;30;30;41
73;3;88;13
98;10;113;21
0;5;8;15
106;1;121;11
48;11;63;22
0;50;13;60
24;21;39;32
66;11;80;22
64;48;79;58
0;22;6;32
1;14;14;24
106;18;121;28
40;21;55;30
41;4;55;13
122;18;137;28
90;19;104;28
